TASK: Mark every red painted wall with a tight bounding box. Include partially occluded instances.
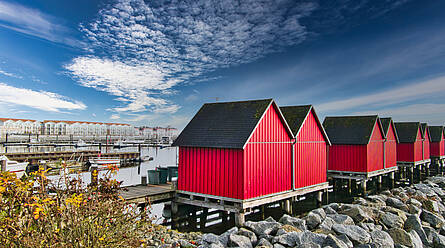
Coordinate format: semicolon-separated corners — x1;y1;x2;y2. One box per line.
328;145;367;173
423;129;430;160
178;147;244;199
367;123;385;172
385;124;397;168
430;132;445;157
243;105;292;199
397;128;423;162
294;110;327;188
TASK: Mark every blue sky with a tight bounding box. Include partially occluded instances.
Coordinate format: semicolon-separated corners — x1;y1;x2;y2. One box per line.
0;0;445;129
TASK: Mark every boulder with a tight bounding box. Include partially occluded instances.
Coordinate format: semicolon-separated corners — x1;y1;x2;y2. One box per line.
408;230;422;248
265;216;277;223
332;224;371;245
311;208;326;221
319;217;336;231
421;210;445;229
273;244;286;248
296;242;320;248
423;226;438;244
324;206;337;215
245;221;281;236
297;231;326;246
433;233;445;248
387;228;414;247
239;228;258;246
255;238;273;248
381;212;404;229
323;234;349;248
202;233;223;246
328;214;355;225
337;234;353;248
228;233;253;248
279;215;307;231
275;232;300;247
304;212;323;230
403;214;428;245
386;197;408;211
369;230;394;248
407;198;422;207
218;227;238;246
339;205;371;223
359;222;382;232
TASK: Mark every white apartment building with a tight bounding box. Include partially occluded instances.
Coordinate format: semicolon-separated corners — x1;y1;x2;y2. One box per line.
137;126;178;140
0;118;41;136
42;120;136;136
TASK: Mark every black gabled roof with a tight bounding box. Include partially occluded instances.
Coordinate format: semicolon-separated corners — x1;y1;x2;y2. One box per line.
394;122;421;143
322;115;383;145
380;117;399;143
421;123;431;140
429;126;444;143
172;99;293;149
280;105;331;145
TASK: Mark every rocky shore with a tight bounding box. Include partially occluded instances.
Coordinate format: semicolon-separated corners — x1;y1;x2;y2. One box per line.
150;176;445;247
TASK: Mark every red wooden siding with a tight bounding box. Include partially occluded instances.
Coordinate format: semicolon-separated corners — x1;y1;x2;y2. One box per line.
385;124;397;168
243;105;292;199
430;132;445;157
397;128;423;162
178;147;244;199
367;123;385;172
423;129;430;160
294;109;327;188
328;145;367;173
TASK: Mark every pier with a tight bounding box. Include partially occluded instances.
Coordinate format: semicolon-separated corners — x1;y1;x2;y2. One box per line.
120;183;175;204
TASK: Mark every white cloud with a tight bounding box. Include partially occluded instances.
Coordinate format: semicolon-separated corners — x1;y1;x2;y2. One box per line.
0;82;86;112
110;114;120;120
0;68;22;79
317;76;445;112
0;1;79;46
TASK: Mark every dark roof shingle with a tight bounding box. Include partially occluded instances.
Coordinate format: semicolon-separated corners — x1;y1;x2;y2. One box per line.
280;105;312;136
429;126;444;143
322;115;380;145
394;122;420;143
172;99;286;149
380;117;399;143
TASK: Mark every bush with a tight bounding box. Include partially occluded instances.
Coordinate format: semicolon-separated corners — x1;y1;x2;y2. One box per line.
0;166;154;247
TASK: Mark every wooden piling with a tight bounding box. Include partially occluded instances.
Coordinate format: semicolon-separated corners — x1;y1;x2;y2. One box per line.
316;191;323;207
200;208;208;228
361;180;367;196
235;211;245;227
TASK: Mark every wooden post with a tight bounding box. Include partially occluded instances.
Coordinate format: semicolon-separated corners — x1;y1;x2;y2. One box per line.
389;172;395;188
361;180;367;197
1;159;6;172
377;176;382;191
348;179;352;195
426;163;430;177
316;191;323;207
235;211;245;227
171;201;179;229
409;167;414;185
199;208;208;228
284;199;292;214
260;205;265;219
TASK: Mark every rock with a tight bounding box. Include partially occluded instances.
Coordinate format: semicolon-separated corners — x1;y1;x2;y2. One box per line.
319;217;335;231
304;212;322;230
403;214;428;245
339;206;371;223
324;206;337;215
239;228;258;246
423;226;438;244
433;233;445;248
311;208;326;221
359;222;382;232
421;210;445;229
202;233;223;245
387;228;413;247
381;212;404;229
408;205;422;215
337;234;353;248
323;234;349;248
245;221;281;236
256;238;273;248
228;233;253;248
326;203;340;211
207;243;225;248
218;227;238;246
328;214;355;225
276;224;303;235
332;224;371;245
423;199;441;213
265;216;277;223
414;183;437;197
407;198;422;207
296;242;320;248
297;231;326;246
279;215;307;230
273;244;286;248
408;230;422;248
370;230;394;248
274;232;297;246
386;197;408;211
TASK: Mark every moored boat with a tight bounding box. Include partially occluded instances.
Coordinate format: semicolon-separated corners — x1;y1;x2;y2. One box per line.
0;155;29;177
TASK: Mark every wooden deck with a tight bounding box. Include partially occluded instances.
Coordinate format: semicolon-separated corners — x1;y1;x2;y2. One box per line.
120;183;175;204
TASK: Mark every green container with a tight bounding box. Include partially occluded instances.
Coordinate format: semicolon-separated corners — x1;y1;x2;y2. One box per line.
167;166;178;182
147;170;160;185
157;167;168;184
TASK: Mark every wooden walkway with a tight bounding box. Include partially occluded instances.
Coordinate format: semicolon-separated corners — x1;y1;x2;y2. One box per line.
120;183;175;204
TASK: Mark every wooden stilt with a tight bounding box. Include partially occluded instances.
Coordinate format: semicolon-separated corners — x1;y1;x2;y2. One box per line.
409;167;414;185
260;205;265;219
284;199;292;214
316;191;323;207
361;180;367;196
389;172;395;189
171;201;179;229
235;211;245;227
200;208;208;228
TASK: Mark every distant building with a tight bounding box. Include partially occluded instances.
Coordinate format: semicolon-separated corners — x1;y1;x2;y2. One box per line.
0;118;41;136
137;126;178;141
42;120;136;136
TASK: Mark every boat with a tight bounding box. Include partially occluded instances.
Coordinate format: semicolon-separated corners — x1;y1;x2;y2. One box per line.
76;139;87;147
0;155;29;177
88;157;120;170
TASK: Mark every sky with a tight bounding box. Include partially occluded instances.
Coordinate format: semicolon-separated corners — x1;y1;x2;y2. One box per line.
0;0;445;130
